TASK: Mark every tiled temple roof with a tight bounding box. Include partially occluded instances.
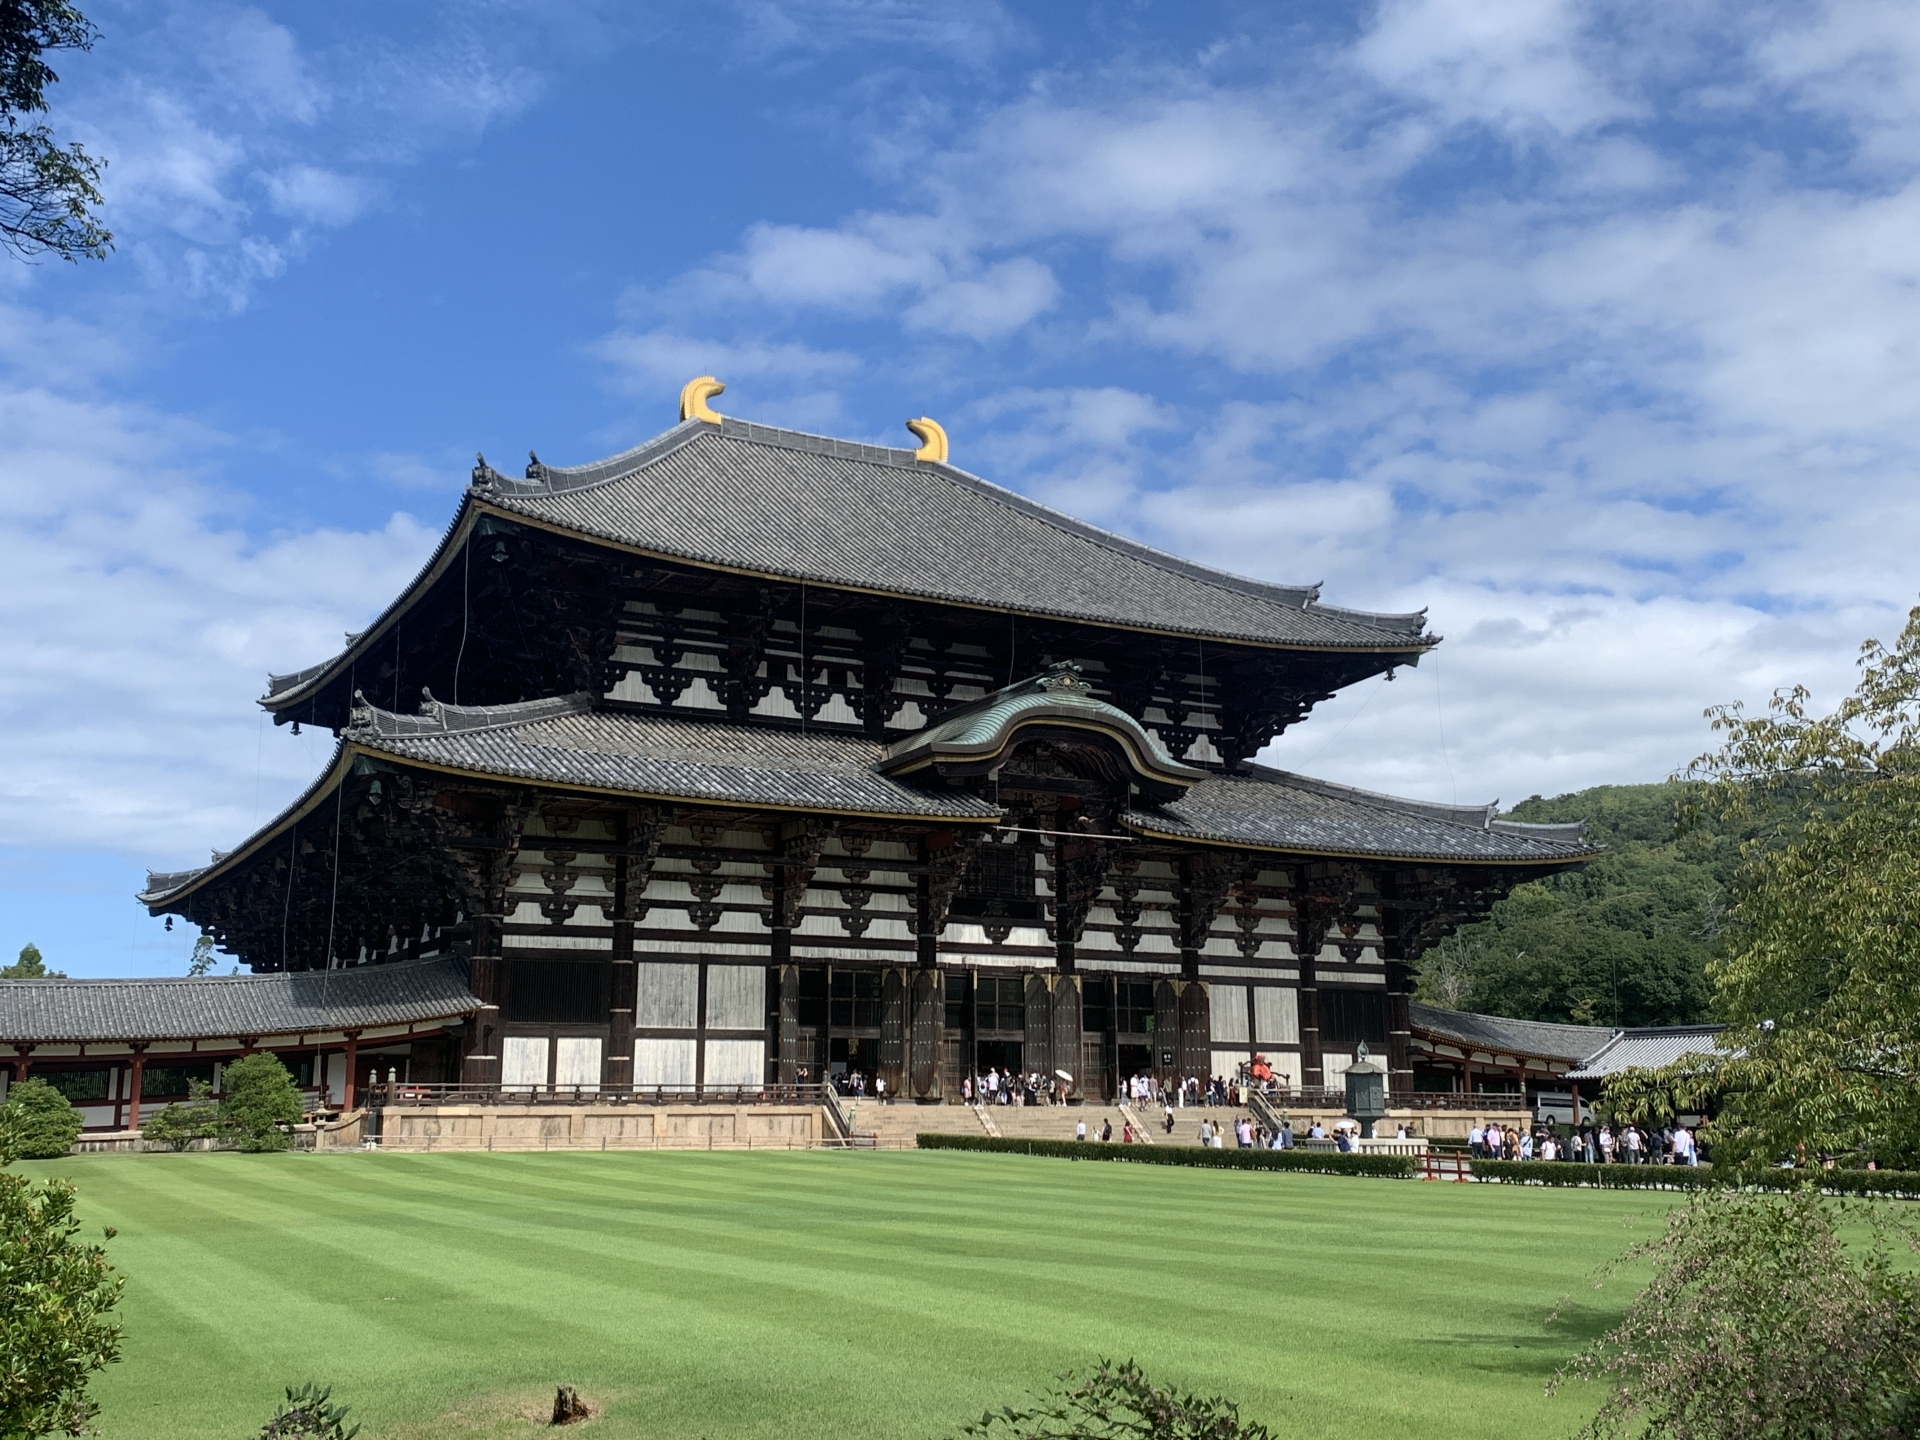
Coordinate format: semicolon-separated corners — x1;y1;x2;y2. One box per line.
481;418;1433;650
0;958;478;1043
150;693;1594;908
1566;1026;1728;1079
1126;765;1598;865
1408;1002;1617;1064
348;692;1006;822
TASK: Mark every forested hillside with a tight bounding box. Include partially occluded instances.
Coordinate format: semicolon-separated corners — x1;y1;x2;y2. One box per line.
1414;783;1732;1027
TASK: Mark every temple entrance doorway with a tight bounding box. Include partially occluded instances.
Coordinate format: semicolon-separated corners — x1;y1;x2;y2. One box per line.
1116;1043;1152;1096
829;1035;881;1093
974;1039;1023;1081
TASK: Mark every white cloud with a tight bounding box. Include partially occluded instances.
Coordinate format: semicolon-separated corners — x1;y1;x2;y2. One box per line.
261;164;374;227
0;367;439;865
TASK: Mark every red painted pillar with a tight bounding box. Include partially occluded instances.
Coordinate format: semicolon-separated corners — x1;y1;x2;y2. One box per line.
126;1047;147;1131
342;1032;361;1110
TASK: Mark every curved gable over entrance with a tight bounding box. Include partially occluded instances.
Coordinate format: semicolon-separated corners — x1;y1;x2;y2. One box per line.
879;664;1207;803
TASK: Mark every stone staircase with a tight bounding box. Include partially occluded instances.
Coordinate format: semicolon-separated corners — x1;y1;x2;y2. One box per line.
980;1104;1140;1144
842;1102;990;1149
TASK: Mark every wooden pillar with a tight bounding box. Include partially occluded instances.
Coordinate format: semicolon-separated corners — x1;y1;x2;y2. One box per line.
1049;975;1083;1100
125;1045;147;1131
1177;980;1210;1083
878;966;908;1098
1152;979;1180;1087
1298;950;1322;1090
909;968;943;1101
10;1044;32;1083
607;851;636;1094
777;959;799;1087
1023;972;1052;1082
1384;960;1413;1096
342;1032;361;1110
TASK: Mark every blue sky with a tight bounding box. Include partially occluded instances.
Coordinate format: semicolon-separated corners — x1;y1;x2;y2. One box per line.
6;0;1919;976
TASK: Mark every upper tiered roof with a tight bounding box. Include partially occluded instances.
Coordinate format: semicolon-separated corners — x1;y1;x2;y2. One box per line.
265;413;1433;713
484;418;1430;648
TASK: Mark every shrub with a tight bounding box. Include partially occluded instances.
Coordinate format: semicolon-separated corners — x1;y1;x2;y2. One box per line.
915;1132;1419;1179
1472;1158;1920;1199
3;1077;82;1159
958;1358;1270;1440
0;1144;123;1437
220;1054;305;1152
259;1381;359;1440
1550;1187;1920;1438
140;1080;221;1152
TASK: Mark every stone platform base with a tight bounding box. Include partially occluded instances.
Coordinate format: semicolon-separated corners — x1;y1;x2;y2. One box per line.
372;1102;830;1151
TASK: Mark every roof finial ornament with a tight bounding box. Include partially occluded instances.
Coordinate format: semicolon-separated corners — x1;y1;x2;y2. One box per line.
906;416;948;463
679;376;726;424
1036;660;1091;697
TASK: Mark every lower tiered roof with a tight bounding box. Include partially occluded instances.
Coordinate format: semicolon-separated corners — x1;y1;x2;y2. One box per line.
144;691;1595;908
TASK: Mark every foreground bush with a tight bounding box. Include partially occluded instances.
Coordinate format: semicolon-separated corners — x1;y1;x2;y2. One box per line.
916;1132;1418;1179
140;1079;221;1151
958;1358;1270;1440
219;1054;304;1152
259;1381;359;1439
2;1078;81;1159
0;1114;123;1438
1551;1187;1920;1438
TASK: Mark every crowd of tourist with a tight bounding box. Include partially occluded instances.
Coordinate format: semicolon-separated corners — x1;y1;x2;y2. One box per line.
1468;1120;1703;1165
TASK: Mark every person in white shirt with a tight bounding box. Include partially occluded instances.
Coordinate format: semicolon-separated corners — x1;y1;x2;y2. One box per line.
1674;1126;1696;1165
1469;1124;1486;1158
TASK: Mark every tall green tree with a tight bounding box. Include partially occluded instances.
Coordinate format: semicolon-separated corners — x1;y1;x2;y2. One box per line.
0;1104;123;1438
1551;1188;1920;1439
1631;604;1920;1167
0;0;109;262
1415;784;1726;1026
1;944;62;979
186;936;215;977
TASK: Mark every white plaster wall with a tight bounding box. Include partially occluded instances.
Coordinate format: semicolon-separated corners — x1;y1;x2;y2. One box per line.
705;965;765;1030
637;963;699;1029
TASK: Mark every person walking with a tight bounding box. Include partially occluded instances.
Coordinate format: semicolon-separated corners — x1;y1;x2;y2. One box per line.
1075;1119;1087;1142
1469;1123;1486;1159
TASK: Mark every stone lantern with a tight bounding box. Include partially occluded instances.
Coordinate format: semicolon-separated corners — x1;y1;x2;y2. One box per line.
1344;1040;1389;1139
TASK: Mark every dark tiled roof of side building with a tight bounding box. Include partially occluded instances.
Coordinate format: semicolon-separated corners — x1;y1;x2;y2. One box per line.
0;957;479;1043
480;418;1433;650
1409;1002;1618;1064
1126;765;1597;865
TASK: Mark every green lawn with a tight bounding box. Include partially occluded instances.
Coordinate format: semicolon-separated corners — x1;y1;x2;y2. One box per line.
23;1150;1673;1440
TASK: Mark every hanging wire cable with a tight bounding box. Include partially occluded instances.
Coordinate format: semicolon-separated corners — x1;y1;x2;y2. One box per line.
453;531;473;705
1006;612;1016;686
1302;672;1388;770
799;582;808;733
1432;653;1457;804
322;777;346;971
279;826;298;969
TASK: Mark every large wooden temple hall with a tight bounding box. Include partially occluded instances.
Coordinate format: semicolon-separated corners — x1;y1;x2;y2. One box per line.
76;382;1595;1112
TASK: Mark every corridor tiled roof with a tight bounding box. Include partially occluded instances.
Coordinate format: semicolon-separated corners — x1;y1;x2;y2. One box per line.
1408;1002;1616;1064
1126;766;1599;864
0;958;478;1043
479;418;1432;649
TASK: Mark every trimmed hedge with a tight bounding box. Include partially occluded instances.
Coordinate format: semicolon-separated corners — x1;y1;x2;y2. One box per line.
915;1132;1419;1179
915;1135;1920;1198
1471;1158;1920;1199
